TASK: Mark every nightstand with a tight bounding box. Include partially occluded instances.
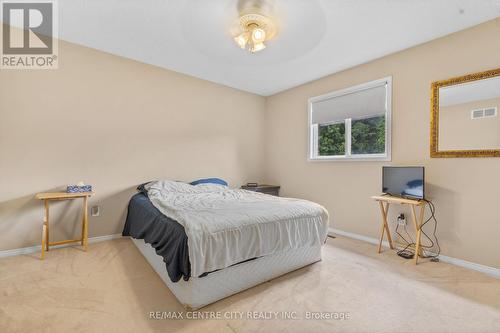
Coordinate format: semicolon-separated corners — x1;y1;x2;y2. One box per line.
241;184;280;196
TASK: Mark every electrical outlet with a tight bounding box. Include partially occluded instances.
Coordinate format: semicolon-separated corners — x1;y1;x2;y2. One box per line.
91;206;100;217
397;213;406;226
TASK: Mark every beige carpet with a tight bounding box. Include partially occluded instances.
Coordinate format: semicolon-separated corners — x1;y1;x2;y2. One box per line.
0;236;499;333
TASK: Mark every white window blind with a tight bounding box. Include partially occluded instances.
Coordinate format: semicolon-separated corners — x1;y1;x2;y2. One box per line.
311;84;387;125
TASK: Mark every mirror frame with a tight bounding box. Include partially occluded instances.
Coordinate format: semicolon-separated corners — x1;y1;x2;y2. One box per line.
430;67;500;158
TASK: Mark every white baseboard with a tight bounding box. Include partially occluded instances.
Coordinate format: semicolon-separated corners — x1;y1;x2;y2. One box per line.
329;228;500;279
0;234;123;258
329;228;391;248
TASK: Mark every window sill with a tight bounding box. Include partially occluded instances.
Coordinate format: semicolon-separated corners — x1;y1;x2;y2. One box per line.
308;154;391;162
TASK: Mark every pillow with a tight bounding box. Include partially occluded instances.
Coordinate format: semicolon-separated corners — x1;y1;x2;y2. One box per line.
190;178;228;187
145;180;195;194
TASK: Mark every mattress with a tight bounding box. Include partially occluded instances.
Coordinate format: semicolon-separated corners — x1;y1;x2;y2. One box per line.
132;238;322;310
145;180;329;277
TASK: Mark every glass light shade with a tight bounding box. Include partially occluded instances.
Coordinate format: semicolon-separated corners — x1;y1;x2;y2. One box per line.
251;28;266;43
234;32;249;49
250;42;266;53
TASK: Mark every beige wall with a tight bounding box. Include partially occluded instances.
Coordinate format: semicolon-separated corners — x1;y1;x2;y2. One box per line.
2;19;500;269
264;18;500;268
440;97;500;150
0;39;266;250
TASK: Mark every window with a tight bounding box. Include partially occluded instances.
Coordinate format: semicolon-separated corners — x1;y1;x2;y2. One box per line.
309;77;392;161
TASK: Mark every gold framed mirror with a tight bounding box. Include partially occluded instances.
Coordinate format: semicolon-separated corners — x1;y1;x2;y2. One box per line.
430;68;500;158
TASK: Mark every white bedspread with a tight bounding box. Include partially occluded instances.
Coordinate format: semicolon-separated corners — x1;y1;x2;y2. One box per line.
145;180;329;277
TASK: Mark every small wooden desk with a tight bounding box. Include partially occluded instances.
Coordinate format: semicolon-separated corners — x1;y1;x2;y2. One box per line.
371;195;427;264
35;192;93;259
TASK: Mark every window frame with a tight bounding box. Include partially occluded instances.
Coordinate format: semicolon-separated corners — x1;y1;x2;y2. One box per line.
308;76;392;162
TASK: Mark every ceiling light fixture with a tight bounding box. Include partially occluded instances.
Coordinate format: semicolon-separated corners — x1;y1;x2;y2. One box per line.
233;12;276;53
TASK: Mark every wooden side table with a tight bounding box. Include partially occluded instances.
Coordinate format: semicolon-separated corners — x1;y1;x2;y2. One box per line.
35;192;93;259
241;184;280;196
371;195;427;264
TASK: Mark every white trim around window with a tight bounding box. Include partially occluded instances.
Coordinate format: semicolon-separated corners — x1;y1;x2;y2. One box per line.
307;76;392;162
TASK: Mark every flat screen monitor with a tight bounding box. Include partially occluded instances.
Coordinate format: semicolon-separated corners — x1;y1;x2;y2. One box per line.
382;166;425;199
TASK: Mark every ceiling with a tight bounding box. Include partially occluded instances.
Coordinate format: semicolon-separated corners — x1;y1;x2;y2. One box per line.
53;1;500;95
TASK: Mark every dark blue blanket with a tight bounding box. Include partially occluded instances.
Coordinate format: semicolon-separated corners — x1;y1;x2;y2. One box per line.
122;193;191;282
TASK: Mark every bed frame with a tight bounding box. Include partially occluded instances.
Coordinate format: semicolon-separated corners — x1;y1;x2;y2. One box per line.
132;238;322;310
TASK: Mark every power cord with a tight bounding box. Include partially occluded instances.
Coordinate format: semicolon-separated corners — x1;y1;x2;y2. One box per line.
420;199;441;260
395;198;440;261
395;220;415;259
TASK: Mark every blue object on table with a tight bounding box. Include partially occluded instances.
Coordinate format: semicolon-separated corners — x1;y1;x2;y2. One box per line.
67;185;93;193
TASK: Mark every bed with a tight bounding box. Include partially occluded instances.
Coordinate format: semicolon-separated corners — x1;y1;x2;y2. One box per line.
123;180;329;310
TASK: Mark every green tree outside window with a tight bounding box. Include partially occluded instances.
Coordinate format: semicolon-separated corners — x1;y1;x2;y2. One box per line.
318;122;345;156
318;115;385;156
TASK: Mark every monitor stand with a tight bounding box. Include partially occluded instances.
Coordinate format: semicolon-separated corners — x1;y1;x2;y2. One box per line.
371;195;427;265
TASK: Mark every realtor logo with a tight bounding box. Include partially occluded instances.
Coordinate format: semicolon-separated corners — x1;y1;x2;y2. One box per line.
1;0;58;69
